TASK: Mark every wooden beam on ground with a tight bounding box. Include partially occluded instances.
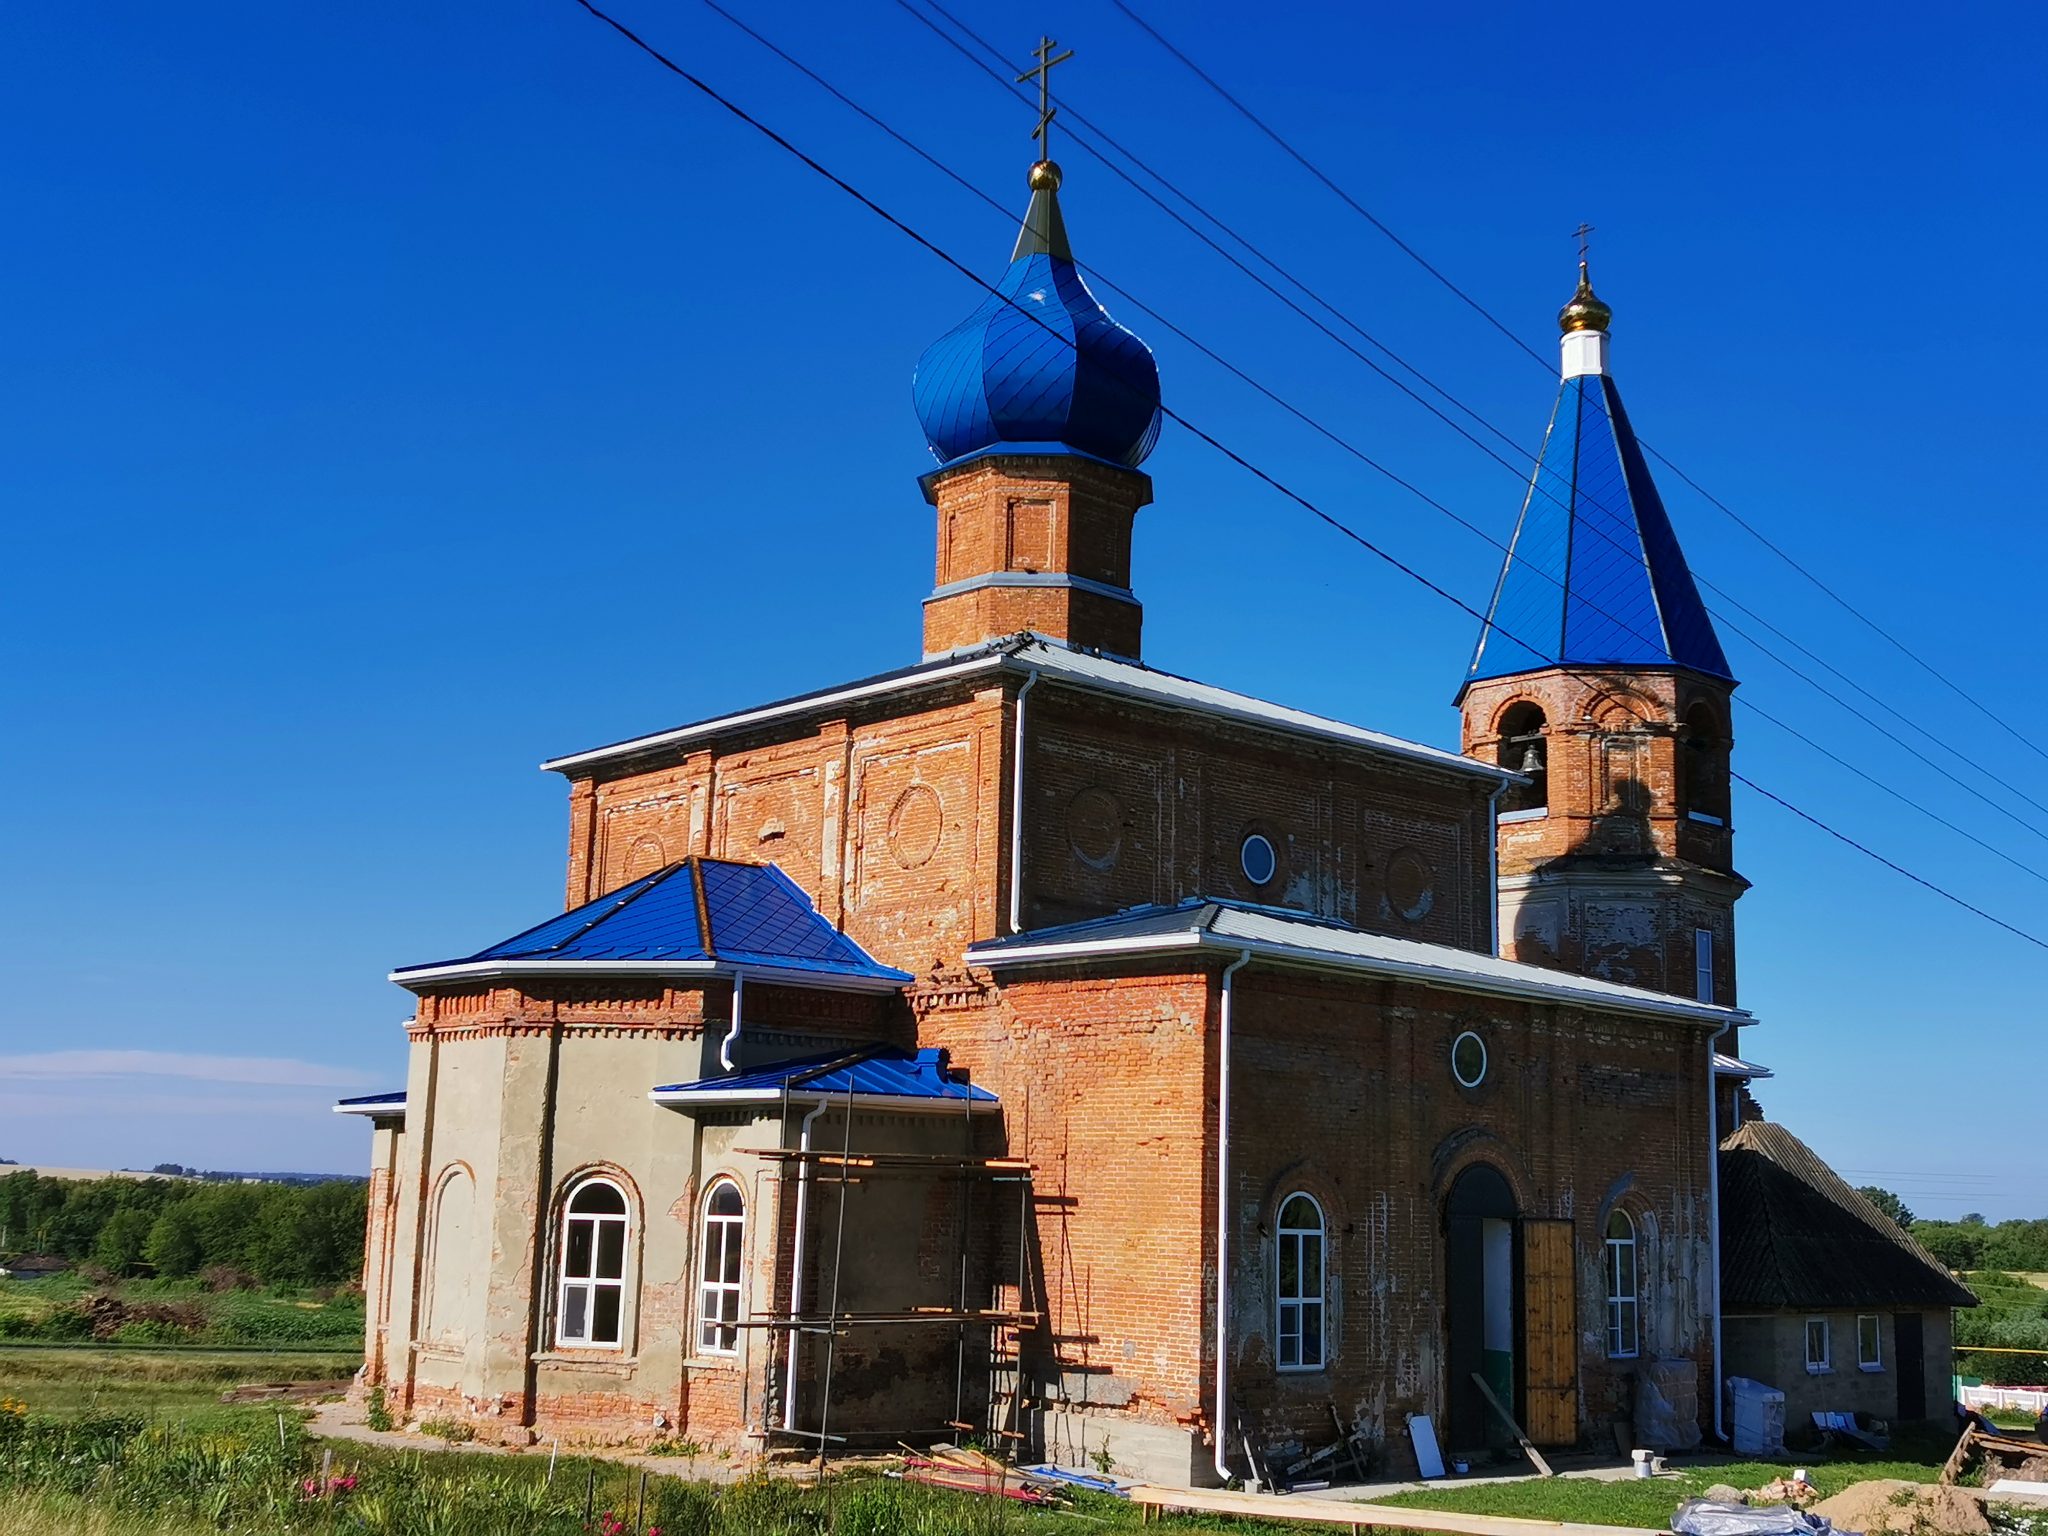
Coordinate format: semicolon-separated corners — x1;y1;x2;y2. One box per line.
1126;1484;1660;1536
1469;1373;1555;1478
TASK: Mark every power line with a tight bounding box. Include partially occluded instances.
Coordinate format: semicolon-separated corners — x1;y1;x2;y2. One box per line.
1107;0;2048;770
560;0;2048;957
905;0;2048;856
745;0;2048;876
892;0;2048;851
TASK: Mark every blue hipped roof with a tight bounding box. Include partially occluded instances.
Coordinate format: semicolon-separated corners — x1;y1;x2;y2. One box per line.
1465;373;1731;688
652;1044;997;1106
391;859;910;988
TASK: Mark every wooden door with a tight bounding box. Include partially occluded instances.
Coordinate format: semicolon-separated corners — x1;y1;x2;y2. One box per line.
1521;1219;1579;1446
1895;1313;1926;1422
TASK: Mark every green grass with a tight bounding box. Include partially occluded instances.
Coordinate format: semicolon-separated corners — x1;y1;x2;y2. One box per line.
0;1274;363;1348
0;1345;358;1427
1367;1428;1958;1529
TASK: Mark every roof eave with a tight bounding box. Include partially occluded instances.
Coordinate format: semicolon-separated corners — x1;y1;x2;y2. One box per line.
388;958;909;994
539;654;1008;776
648;1088;997;1114
970;928;1753;1028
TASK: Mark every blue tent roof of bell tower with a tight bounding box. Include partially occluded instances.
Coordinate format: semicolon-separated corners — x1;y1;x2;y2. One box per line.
1465;373;1732;687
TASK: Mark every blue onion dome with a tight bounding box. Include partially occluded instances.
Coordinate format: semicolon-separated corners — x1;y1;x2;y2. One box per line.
913;161;1162;470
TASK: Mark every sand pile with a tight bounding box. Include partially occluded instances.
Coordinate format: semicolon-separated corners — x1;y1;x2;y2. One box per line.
1807;1479;1989;1536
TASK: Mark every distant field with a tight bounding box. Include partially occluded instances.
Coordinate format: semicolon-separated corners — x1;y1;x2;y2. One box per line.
0;1274;363;1349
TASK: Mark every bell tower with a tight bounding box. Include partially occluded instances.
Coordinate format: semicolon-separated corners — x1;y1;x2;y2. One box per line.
910;154;1161;661
1458;263;1748;1022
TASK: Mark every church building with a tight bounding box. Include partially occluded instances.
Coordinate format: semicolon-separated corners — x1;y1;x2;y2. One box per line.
339;149;1775;1484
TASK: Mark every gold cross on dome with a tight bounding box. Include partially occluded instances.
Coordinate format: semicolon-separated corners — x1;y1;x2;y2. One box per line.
1017;36;1075;158
1574;222;1596;263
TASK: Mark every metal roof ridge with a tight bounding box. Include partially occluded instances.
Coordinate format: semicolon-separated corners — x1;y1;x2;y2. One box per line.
1004;640;1510;781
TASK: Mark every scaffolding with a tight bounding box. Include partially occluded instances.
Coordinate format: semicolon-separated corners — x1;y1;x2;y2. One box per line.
733;1066;1038;1471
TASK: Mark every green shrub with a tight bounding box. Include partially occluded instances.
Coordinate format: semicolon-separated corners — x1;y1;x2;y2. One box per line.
366;1383;393;1433
418;1416;476;1443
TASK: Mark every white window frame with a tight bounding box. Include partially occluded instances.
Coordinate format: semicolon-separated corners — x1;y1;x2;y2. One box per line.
1275;1192;1327;1373
555;1176;630;1350
1240;833;1278;888
1857;1313;1883;1372
1605;1209;1640;1360
1694;929;1715;1004
696;1178;746;1357
1806;1316;1832;1373
1451;1030;1488;1089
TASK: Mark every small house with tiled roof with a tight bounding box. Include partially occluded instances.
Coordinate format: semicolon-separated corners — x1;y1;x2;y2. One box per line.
1720;1120;1976;1429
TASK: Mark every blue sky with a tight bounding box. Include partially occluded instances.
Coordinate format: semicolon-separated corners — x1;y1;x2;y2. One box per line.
3;2;2041;1216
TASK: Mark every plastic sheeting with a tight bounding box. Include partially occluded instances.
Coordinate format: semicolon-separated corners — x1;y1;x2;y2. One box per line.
1636;1356;1704;1452
1670;1501;1840;1536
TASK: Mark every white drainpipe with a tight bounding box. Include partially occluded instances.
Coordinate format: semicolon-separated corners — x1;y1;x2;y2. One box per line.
1707;1018;1733;1443
1213;949;1253;1484
781;1098;829;1432
720;972;745;1072
1008;671;1040;935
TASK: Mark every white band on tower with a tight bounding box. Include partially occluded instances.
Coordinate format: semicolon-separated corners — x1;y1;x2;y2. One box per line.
1562;327;1608;379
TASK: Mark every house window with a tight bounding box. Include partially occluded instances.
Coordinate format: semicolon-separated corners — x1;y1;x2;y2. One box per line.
1858;1314;1883;1372
1240;833;1278;887
1275;1192;1326;1372
557;1177;629;1349
697;1179;746;1356
1806;1317;1832;1373
1605;1209;1640;1359
1694;929;1714;1004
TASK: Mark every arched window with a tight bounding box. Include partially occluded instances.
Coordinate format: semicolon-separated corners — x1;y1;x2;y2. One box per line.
1496;703;1548;815
1275;1192;1326;1372
1680;703;1730;824
1605;1209;1639;1360
556;1177;629;1349
697;1179;745;1356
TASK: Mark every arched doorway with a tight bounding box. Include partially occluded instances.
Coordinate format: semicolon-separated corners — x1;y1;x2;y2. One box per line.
1444;1164;1517;1454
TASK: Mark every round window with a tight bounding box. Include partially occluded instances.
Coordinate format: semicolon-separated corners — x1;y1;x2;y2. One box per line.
1240;833;1278;887
1451;1031;1488;1089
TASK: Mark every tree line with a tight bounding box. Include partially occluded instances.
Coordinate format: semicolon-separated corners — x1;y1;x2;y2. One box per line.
0;1171;366;1287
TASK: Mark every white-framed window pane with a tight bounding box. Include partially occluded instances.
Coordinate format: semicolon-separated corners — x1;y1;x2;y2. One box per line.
556;1179;630;1349
562;1285;590;1341
1275;1193;1326;1373
1806;1318;1830;1369
1858;1314;1882;1369
698;1181;745;1356
1694;929;1714;1003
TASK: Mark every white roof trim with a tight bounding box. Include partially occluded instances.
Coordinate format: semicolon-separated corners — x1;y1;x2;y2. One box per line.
970;913;1753;1028
1713;1052;1774;1079
333;1098;407;1118
648;1087;996;1114
540;635;1514;784
540;654;1006;773
388;958;906;994
1009;640;1510;781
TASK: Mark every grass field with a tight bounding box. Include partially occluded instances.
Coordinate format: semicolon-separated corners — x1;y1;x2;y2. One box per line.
1368;1426;1961;1528
0;1274;364;1348
0;1344;358;1428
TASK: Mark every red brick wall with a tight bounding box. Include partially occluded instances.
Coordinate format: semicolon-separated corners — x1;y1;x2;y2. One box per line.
1023;689;1495;948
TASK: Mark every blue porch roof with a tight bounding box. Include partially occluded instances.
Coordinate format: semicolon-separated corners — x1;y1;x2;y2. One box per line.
391;859;910;989
1465;372;1731;689
652;1045;997;1109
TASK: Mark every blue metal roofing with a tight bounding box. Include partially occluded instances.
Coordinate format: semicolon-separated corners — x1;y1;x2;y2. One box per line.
337;1090;406;1108
1465;373;1731;688
913;175;1161;472
653;1044;997;1104
393;859;910;984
